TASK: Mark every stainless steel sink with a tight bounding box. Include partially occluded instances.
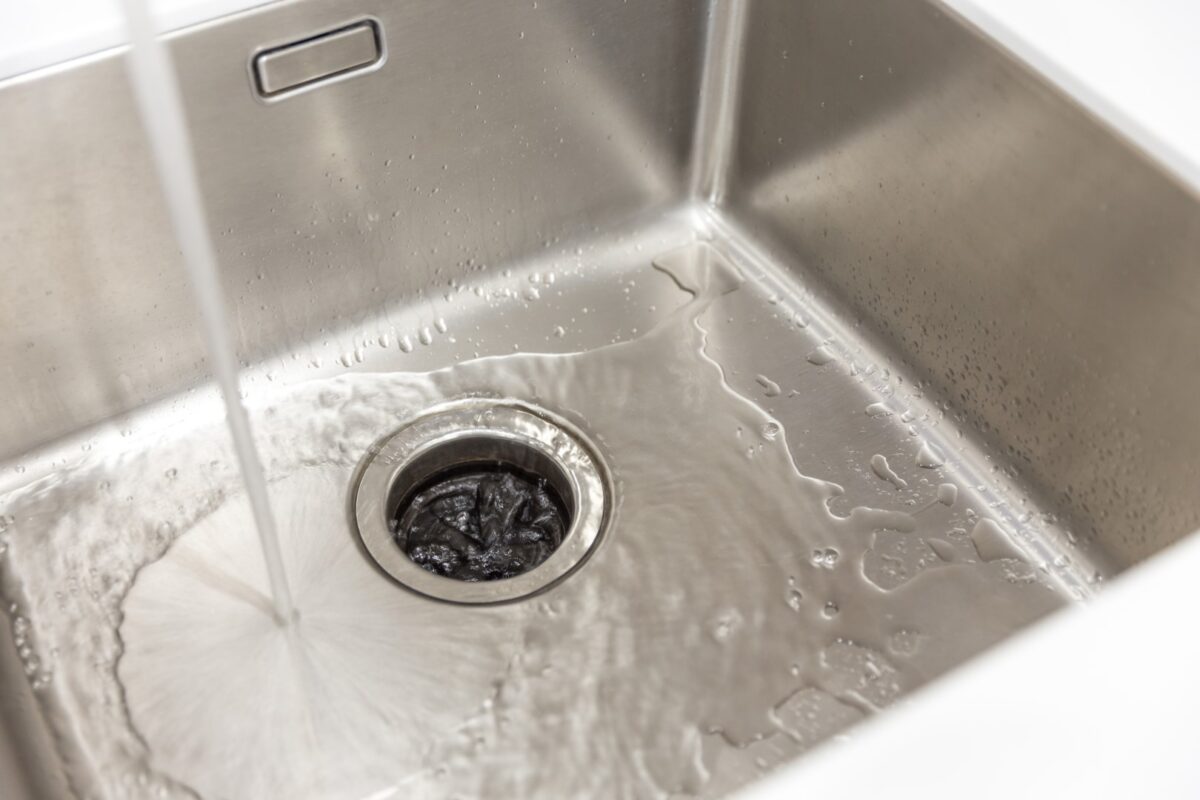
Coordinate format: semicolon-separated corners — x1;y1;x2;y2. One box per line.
2;1;1197;797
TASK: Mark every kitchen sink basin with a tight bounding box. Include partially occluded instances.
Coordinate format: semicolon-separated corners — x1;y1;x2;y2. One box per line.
2;1;1198;797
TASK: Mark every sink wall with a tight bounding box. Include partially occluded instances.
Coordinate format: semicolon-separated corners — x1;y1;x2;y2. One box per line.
0;0;707;463
722;0;1200;567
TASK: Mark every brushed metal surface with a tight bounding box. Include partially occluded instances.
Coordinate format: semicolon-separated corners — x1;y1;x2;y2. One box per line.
0;54;198;468
252;20;382;99
0;0;1197;796
724;0;1200;567
0;0;705;463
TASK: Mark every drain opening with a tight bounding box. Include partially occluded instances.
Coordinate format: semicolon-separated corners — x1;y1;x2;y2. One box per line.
388;437;573;581
353;400;608;604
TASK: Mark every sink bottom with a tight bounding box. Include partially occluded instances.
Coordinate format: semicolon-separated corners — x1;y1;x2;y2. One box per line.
0;206;1092;798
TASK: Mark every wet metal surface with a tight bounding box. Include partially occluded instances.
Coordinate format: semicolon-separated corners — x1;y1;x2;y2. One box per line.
2;0;1199;797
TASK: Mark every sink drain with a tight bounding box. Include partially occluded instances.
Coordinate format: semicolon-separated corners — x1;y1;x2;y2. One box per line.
352;400;609;603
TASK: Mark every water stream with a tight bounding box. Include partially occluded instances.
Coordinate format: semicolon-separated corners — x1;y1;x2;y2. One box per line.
116;0;294;622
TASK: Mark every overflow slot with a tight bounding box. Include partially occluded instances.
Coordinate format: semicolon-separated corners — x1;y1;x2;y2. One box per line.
251;19;385;101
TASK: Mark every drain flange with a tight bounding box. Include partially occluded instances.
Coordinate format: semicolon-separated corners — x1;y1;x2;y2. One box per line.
352;400;608;603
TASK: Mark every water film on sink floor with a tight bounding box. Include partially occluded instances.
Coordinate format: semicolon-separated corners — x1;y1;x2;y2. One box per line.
0;208;1096;799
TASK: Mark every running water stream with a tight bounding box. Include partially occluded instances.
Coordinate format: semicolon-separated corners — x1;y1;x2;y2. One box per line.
117;0;294;622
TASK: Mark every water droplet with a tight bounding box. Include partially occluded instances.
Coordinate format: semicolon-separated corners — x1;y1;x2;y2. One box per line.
710;609;743;643
865;402;892;418
936;483;958;506
916;442;945;469
806;346;836;366
888;629;923;656
926;537;957;562
755;375;781;397
810;548;840;569
761;422;781;440
787;590;803;611
969;519;1024;563
869;454;908;490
